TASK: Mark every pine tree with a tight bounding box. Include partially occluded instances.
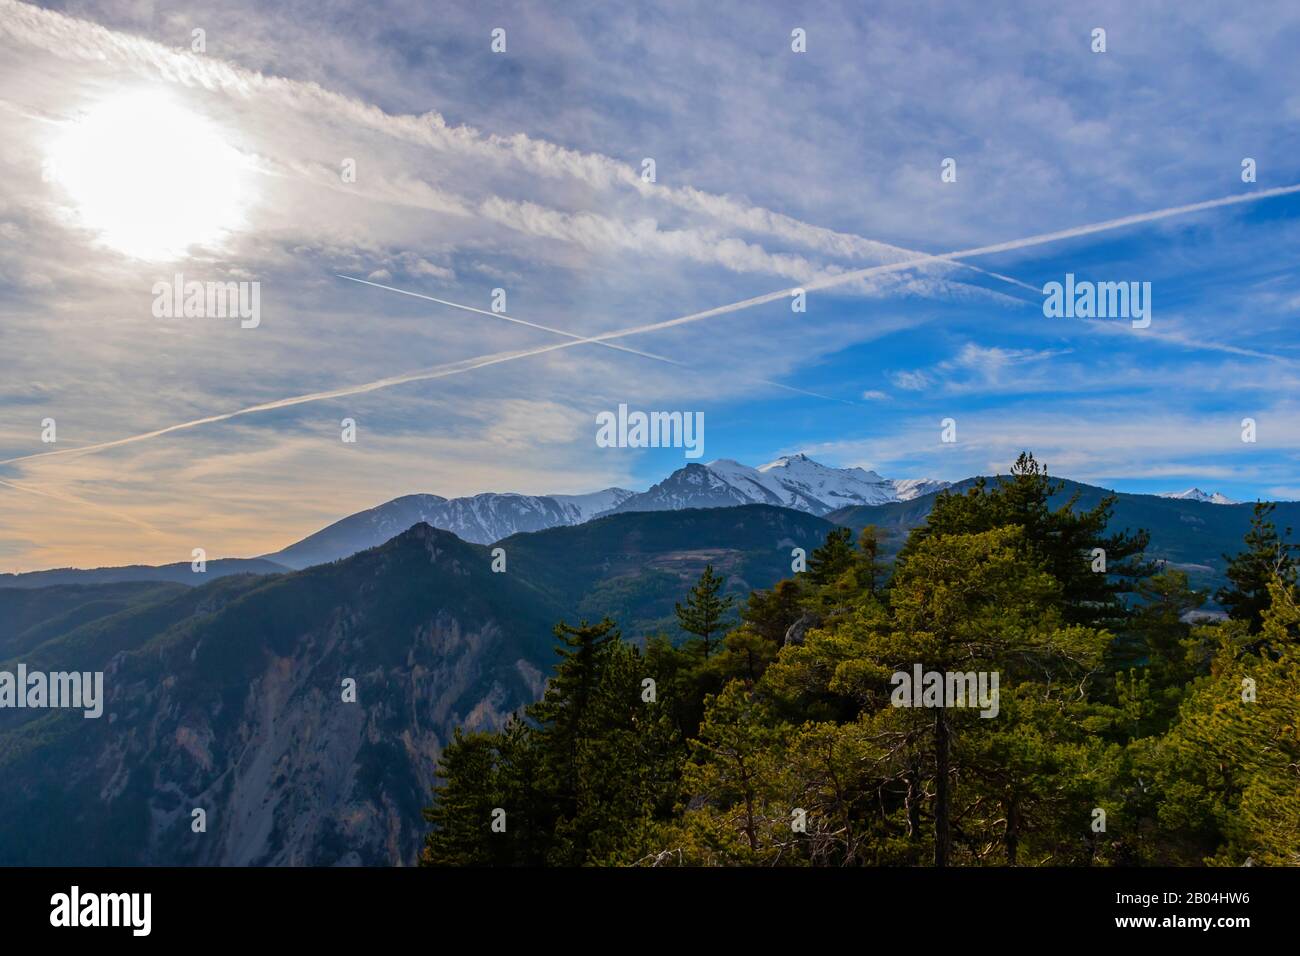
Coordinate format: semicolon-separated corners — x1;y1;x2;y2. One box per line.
675;564;736;657
784;719;881;865
420;728;509;866
900;451;1153;630
1217;501;1298;633
530;618;620;832
1140;578;1300;865
807;527;855;587
423;616;688;866
880;526;1110;865
679;680;788;860
546;637;684;864
1131;569;1206;693
854;525;889;597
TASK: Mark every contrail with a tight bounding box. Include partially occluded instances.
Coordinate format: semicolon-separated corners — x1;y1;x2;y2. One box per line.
558;183;1300;348
336;274;682;363
0;476;169;536
334;275;847;404
0;346;571;467
1086;317;1300;366
3;184;1296;470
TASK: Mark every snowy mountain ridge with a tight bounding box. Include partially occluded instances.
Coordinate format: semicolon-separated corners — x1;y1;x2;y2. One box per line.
266;454;946;567
607;453;949;517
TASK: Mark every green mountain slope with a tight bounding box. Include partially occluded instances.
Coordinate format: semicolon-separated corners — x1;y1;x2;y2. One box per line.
828;478;1296;595
501;504;836;636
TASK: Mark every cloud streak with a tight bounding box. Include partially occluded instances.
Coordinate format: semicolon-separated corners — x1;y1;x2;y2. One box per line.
0;0;1033;299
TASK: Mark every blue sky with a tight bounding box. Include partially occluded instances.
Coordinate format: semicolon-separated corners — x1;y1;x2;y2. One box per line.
2;0;1299;570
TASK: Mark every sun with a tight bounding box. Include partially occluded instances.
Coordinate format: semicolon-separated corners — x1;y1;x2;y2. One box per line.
49;90;251;261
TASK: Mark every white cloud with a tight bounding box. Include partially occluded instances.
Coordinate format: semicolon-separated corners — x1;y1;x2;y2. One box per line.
891;370;932;391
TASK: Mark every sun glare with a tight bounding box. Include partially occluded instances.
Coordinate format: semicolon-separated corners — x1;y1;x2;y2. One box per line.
49;90;251;261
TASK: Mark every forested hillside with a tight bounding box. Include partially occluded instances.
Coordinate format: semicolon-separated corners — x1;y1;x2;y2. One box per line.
422;454;1300;867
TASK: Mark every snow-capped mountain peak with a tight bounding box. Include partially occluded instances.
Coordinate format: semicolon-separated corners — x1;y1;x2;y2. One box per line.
1159;488;1237;505
758;452;885;485
752;453;897;508
612;454;949;517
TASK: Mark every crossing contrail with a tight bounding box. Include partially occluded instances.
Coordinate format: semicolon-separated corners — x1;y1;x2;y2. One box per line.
3;183;1297;471
557;183;1300;347
334;274;847;403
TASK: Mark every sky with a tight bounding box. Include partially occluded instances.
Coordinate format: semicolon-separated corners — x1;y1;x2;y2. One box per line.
2;0;1300;572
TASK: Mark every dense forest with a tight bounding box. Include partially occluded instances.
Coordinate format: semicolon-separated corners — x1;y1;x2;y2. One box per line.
420;453;1300;866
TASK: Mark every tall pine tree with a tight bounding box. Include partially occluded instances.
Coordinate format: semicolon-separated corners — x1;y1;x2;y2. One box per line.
1217;501;1298;633
675;564;736;657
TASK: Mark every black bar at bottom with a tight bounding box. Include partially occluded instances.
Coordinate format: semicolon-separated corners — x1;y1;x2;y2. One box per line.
0;865;1286;942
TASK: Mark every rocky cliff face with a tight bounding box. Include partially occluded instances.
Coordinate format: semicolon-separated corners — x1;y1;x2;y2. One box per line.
0;525;558;866
121;613;521;866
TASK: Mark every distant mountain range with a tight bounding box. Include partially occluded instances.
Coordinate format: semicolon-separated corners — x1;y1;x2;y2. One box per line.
0;455;1287;590
263;454;944;569
264;488;635;570
604;454;947;518
0;557;287;590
